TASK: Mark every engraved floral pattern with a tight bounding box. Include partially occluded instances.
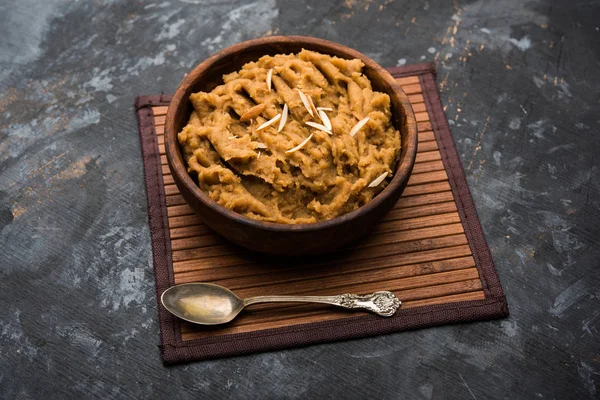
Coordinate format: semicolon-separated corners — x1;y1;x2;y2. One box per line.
334;292;401;316
372;292;402;316
337;294;357;308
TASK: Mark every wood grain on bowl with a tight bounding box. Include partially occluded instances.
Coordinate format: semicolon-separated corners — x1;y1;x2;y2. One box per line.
165;36;417;255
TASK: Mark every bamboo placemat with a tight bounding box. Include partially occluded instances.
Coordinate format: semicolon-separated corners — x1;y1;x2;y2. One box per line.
135;63;508;364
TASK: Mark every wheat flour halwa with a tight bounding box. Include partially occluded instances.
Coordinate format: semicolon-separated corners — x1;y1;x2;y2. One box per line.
177;50;401;224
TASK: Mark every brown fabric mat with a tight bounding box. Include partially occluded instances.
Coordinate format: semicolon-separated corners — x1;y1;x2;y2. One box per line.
135;63;508;364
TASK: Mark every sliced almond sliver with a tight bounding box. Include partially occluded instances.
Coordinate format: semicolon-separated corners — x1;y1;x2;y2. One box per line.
256;113;281;131
317;107;333;111
278;104;288;132
349;117;370;137
285;133;314;154
307;95;318;115
256;143;268;149
296;89;314;117
368;171;389;188
266;68;273;92
228;135;238;139
305;121;332;135
240;104;266;122
318;110;332;131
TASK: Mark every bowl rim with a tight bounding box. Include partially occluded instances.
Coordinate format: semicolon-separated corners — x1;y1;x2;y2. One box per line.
165;35;418;233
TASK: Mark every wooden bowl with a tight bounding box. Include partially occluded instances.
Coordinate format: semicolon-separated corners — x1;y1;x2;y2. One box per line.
165;36;417;255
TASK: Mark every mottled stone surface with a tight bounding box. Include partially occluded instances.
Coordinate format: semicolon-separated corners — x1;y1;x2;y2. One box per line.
1;0;599;398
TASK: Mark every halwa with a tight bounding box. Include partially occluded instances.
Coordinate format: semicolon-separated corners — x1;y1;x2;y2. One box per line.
177;50;401;224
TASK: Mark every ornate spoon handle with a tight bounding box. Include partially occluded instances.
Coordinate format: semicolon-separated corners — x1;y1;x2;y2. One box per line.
244;291;401;317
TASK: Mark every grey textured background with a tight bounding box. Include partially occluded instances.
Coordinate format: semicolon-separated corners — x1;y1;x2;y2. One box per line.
1;0;599;398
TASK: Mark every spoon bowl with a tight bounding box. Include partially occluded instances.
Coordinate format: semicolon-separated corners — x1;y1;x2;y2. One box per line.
161;283;401;325
161;283;245;325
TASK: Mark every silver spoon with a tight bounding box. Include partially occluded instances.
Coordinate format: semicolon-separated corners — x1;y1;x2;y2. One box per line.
161;283;401;325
